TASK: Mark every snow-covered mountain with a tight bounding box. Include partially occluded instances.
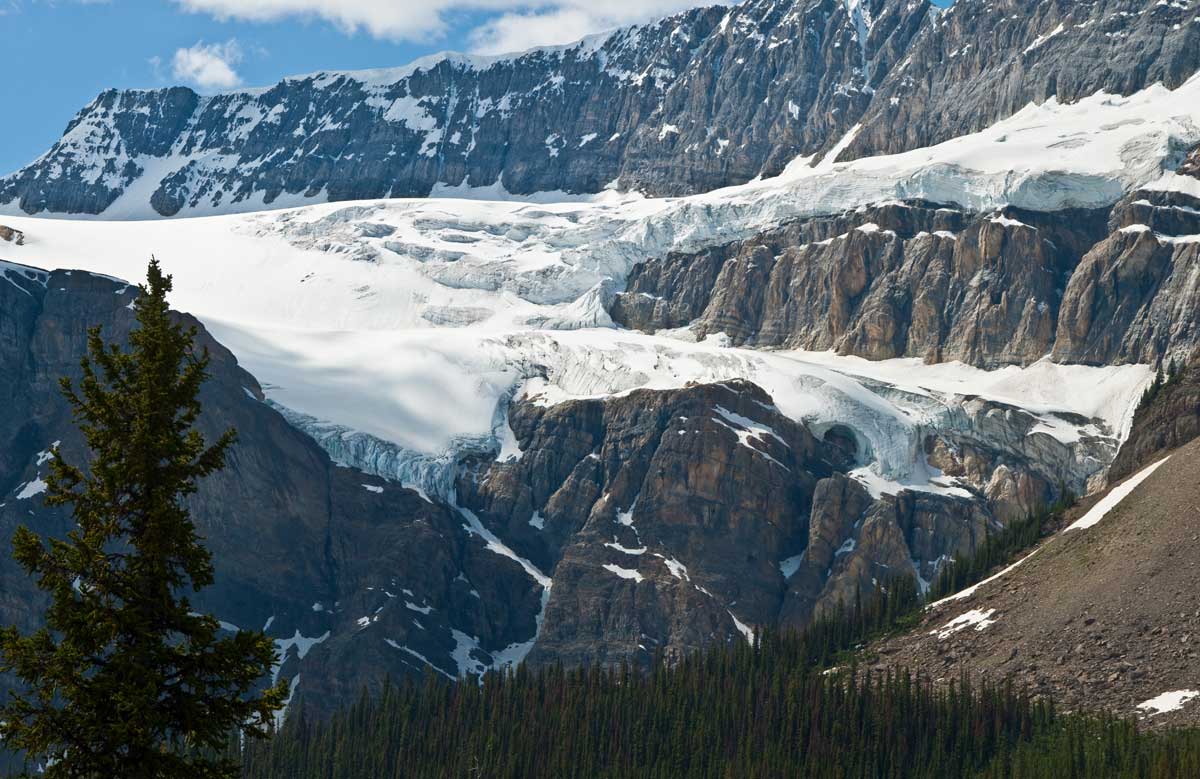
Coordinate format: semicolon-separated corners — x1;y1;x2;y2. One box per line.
2;0;1200;724
2;0;1196;218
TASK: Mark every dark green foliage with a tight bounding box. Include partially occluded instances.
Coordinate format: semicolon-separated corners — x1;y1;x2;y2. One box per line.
238;623;1200;779
1139;358;1182;411
927;493;1074;604
0;260;287;778
236;565;1200;777
801;575;922;667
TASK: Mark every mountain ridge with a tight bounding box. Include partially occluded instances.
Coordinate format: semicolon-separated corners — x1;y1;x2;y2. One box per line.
5;0;1194;218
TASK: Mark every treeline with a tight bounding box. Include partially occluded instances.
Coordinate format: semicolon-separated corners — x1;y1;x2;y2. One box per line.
239;493;1200;778
1139;358;1185;410
238;626;1200;779
802;574;921;667
927;494;1071;603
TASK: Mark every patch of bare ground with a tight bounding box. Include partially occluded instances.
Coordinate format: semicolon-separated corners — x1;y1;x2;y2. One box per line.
867;437;1200;728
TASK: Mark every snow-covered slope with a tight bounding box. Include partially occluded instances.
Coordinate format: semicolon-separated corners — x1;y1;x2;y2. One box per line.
6;69;1195;500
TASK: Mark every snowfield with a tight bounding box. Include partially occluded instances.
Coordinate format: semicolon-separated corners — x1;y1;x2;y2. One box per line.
3;74;1189;502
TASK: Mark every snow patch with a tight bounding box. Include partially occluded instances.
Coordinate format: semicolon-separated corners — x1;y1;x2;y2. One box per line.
272;629;330;683
602;563;644;583
15;478;47;500
1138;689;1200;716
728;611;755;642
932;608;997;639
1066;456;1170;531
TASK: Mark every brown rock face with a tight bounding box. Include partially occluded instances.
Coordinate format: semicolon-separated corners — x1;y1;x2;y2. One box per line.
613;202;1107;368
0;225;23;245
1180;143;1200;180
615;191;1200;370
783;480;991;625
458;380;845;666
1052;191;1200;366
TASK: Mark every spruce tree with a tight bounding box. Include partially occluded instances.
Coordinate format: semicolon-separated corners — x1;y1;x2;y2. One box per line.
0;259;287;778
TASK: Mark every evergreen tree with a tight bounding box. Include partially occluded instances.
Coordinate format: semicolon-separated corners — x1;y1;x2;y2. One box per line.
0;260;287;778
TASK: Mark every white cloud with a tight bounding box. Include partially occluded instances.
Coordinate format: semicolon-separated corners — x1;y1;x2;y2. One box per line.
172;40;244;90
175;0;727;53
468;8;607;54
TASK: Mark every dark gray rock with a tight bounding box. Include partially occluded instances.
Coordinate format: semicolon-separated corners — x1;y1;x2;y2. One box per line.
457;380;845;666
840;0;1200;163
1;0;919;214
0;264;543;718
4;0;1194;214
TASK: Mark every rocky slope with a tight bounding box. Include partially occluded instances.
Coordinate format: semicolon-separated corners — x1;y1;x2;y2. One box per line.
2;0;1196;216
868;435;1200;727
862;367;1200;726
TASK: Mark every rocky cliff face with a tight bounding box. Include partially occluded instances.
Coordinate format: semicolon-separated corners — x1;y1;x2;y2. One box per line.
457;380;844;664
840;0;1200;163
612;200;1110;367
453;375;1116;664
1052;188;1200;366
613;173;1200;369
2;0;1196;216
0;264;546;717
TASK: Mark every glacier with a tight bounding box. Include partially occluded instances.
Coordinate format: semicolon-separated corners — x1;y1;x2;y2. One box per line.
4;73;1192;503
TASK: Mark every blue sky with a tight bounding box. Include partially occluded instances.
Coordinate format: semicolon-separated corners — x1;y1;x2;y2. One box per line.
0;0;952;177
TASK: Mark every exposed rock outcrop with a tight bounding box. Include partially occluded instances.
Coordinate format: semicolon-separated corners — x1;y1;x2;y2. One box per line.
1052;190;1200;366
614;186;1200;370
612;201;1109;368
0;225;22;245
1181;143;1200;180
782;476;990;624
1109;353;1200;482
457;380;845;666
